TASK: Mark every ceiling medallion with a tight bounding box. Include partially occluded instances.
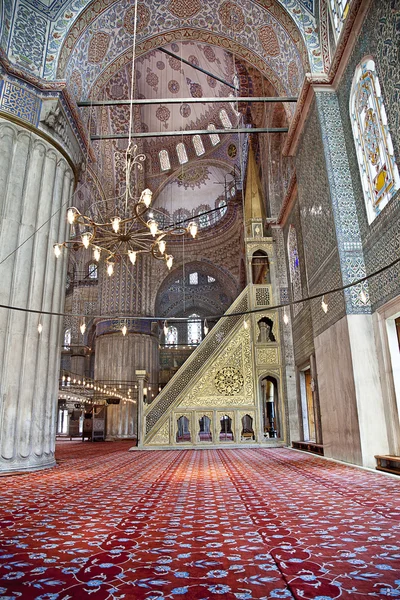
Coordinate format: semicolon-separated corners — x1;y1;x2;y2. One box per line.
214;367;244;395
53;144;199;276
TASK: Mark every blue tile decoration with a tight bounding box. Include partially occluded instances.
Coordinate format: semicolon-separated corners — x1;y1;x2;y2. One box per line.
10;3;48;76
336;0;400;312
1;80;41;125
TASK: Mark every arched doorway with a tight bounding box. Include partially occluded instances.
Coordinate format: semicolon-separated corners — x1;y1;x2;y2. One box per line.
251;251;271;284
260;376;280;439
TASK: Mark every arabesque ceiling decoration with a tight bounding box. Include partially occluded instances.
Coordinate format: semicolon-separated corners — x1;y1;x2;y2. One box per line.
0;0;321;84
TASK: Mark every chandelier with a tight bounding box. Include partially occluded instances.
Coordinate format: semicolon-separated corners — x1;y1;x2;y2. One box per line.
53;144;198;276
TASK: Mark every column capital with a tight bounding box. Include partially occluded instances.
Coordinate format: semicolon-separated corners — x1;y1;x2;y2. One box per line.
0;58;92;174
135;370;148;382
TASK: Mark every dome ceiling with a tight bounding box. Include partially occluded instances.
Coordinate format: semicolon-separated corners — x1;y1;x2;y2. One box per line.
57;0;317;102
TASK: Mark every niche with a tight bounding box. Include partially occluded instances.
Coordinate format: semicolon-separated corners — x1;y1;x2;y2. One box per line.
176;415;191;443
261;376;280;438
251;250;270;284
198;415;212;441
257;317;275;343
219;415;234;441
241;414;255;441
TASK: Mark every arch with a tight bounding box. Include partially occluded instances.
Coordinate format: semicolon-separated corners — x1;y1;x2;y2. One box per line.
257;317;275;343
251;250;270;284
241;414;255;440
57;6;312;97
198;415;212;442
154;260;239;317
260;375;281;439
176;415;191;443
220;414;234;442
350;57;400;224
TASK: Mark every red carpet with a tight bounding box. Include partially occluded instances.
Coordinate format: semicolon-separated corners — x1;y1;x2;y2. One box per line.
0;442;400;599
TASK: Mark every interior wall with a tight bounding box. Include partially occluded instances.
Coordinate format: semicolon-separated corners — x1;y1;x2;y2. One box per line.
336;0;400;311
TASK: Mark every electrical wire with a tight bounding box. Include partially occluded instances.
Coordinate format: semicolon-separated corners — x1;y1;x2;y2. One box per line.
1;254;398;322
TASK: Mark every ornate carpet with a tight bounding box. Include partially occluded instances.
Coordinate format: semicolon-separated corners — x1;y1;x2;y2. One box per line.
1;442;400;599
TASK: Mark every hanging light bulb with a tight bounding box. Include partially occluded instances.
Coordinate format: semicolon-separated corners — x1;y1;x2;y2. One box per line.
283;309;289;325
166;255;173;270
54;244;62;258
38;322;43;334
148;220;158;237
80;322;86;335
93;246;101;262
128;250;137;265
81;232;91;249
111;216;121;233
321;295;328;314
163;321;168;336
140;188;153;208
360;289;367;304
107;262;114;277
67;208;76;225
122;324;127;336
188;222;198;238
158;240;166;255
204;319;209;335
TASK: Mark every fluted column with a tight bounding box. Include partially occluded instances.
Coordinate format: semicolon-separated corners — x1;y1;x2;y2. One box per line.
0;118;74;472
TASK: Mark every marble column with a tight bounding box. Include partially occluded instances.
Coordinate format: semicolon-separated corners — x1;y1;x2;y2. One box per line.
136;370;148;448
0;118;74;472
94;325;159;439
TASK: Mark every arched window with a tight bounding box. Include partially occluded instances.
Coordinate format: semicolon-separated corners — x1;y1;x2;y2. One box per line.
328;0;350;40
189;272;198;285
207;123;220;146
176;142;188;164
218;199;227;218
159;149;171;171
64;328;71;348
88;263;98;279
287;225;302;315
219;109;233;129
193;135;205;156
199;212;210;228
350;58;400;224
188;314;202;345
165;326;178;346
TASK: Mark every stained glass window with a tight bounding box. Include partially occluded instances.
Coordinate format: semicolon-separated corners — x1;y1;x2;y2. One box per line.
159;149;171;171
88;263;98;279
193;135;205;156
198;211;210;228
287;225;302;316
219;109;233;129
207;276;216;283
165;326;178;346
64;328;71;348
329;0;350;39
188;314;202;345
218;199;227;218
189;272;198;285
176;142;188;164
350;58;400;224
207;123;220;146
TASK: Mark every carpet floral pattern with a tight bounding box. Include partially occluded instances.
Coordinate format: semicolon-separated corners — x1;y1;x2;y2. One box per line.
1;443;400;599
